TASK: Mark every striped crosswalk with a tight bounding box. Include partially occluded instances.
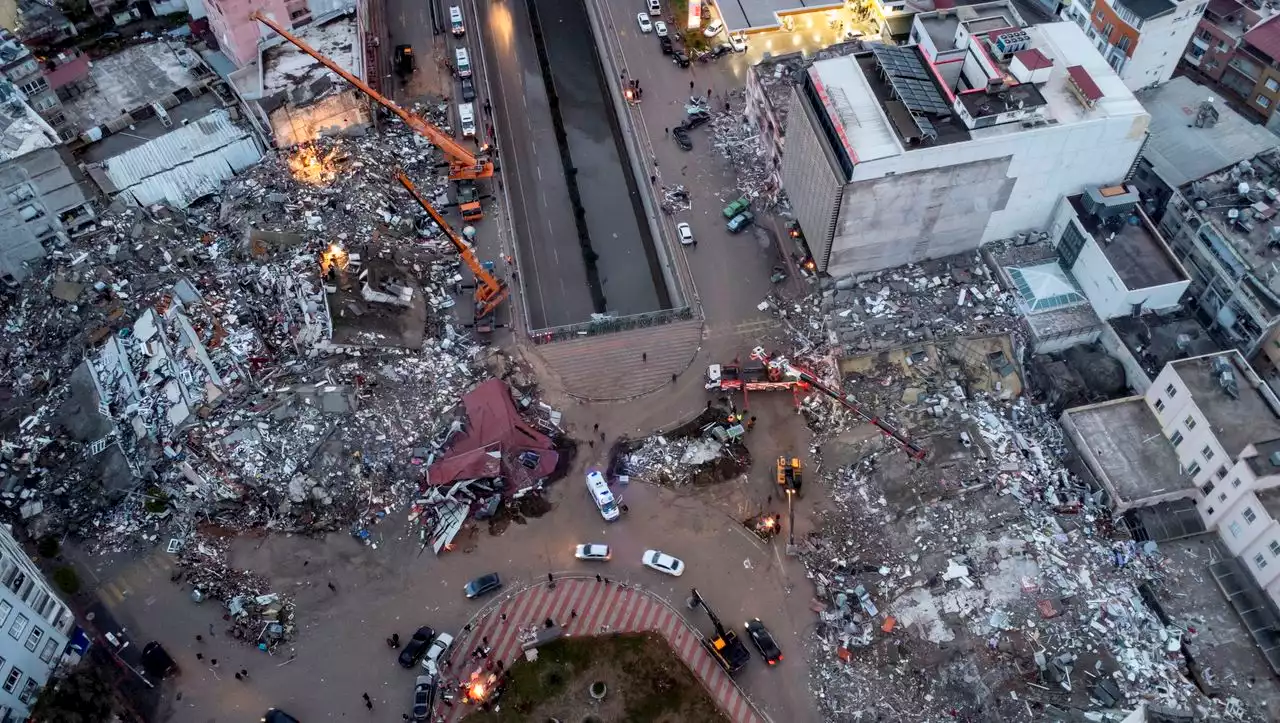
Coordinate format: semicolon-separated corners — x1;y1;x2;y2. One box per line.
442;578;764;723
95;549;176;610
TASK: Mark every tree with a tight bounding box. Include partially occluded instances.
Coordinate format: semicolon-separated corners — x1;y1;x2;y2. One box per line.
27;660;119;723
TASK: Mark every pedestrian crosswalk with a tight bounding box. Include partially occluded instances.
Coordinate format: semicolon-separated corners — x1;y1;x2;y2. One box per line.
95;549;176;610
442;578;764;723
535;319;704;400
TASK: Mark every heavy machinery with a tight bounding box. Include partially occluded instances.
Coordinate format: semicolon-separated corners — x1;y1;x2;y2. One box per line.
689;588;751;674
775;456;802;495
704;359;805;409
396;172;507;331
751;346;927;461
453;181;485;222
251;11;494;182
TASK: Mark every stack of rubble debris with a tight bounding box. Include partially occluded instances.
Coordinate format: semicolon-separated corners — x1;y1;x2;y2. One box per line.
613;407;748;487
0;121;555;562
798;378;1262;720
179;536;295;649
710;91;781;209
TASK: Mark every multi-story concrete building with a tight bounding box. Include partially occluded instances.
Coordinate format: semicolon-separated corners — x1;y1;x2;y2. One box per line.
0;145;96;283
1207;13;1280;129
0;525;76;720
1182;0;1269;81
779;20;1149;278
0;28;73;142
204;0;356;68
1061;349;1280;670
1059;0;1205;89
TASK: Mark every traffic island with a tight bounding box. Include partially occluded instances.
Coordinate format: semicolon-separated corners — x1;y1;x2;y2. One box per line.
460;633;727;722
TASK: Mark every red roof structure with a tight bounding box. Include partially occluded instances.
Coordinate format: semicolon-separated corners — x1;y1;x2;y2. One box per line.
426;379;559;486
1013;48;1053;71
43;53;90;90
1245;15;1280;62
1066;65;1104;103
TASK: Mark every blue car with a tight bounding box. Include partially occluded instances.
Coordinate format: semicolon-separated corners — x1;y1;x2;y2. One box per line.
464;572;502;599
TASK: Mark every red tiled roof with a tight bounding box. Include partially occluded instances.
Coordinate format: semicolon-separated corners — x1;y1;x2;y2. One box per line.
1245;14;1280;60
1066;65;1104;102
43;53;90;90
934;0;956;8
1014;48;1053;71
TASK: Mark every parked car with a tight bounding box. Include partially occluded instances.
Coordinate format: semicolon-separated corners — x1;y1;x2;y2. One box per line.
460;77;476;102
642;549;685;576
672;49;690;68
648;0;661;15
677;222;694;246
262;710;301;723
654;20;668;37
421;632;455;676
703;19;723;37
394;45;415;76
410;675;436;722
684;110;711;129
637;12;652;32
722;196;749;218
727;211;755;233
659;35;673;55
465;572;502;599
745;619;783;665
728;32;747;52
672;127;692;150
708;43;733;60
398;626;436;668
575;543;612;561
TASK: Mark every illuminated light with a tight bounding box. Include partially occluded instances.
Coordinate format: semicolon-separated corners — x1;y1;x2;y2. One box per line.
320;243;350;275
287;144;342;186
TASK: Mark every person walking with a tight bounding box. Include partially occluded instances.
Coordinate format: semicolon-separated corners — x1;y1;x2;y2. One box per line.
327;581;337;592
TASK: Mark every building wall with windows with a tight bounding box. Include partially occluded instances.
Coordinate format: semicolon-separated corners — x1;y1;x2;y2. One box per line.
1064;0;1206;89
0;526;74;721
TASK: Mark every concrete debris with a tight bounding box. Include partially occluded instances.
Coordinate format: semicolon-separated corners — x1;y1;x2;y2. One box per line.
710;91;781;209
612;407;749;488
178;536;295;649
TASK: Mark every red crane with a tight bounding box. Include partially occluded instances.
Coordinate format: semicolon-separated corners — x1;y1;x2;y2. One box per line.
750;346;927;461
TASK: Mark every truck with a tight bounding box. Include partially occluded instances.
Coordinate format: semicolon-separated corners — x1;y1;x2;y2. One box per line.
690;588;750;674
775;456;802;495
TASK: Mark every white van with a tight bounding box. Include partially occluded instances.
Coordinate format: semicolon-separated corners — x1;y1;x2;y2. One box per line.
458;103;476;137
647;0;660;15
586;470;620;521
455;47;471;78
450;6;465;35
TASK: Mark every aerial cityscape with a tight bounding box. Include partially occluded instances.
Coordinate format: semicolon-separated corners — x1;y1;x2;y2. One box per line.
2;0;1280;719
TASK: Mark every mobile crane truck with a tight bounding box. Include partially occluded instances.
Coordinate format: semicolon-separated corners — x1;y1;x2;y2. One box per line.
689;588;751;674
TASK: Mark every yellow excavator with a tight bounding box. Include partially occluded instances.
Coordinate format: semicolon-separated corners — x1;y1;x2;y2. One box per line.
776;457;802;496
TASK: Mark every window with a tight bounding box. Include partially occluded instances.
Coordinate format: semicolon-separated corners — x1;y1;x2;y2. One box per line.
1202;445;1215;462
1171;430;1184;446
1166;383;1178;397
30;592;48;618
3;668;20;694
1230;521;1243;537
17;678;36;704
0;601;12;629
1244;507;1258;524
8;571;25;594
1219;492;1228;502
1217;466;1228;480
1187;461;1202;477
1207;506;1216;515
24;626;42;652
1185;416;1197;430
18;78;46;95
9;614;27;641
1259;94;1271;109
1155;398;1166;412
1269;78;1280;92
38;638;56;664
1271;540;1280;557
1118;35;1131;52
288;7;307;18
1256;553;1268;569
1202;480;1216;495
1233;477;1242;488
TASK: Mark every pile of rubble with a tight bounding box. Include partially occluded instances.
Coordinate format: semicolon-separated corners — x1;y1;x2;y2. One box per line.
178;535;295;650
0;122;535;555
710;91;781;209
798;381;1261;720
612;407;750;487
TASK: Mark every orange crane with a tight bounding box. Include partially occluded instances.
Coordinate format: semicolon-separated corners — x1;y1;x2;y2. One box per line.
396;172;507;330
251;11;494;182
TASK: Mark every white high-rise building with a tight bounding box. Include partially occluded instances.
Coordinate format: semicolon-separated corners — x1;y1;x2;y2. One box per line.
0;526;74;721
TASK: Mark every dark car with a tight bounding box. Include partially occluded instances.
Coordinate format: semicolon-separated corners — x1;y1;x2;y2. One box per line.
659;35;673;55
709;43;732;60
672;128;692;151
410;675;436;721
398;626;436;668
460;77;476;102
684;111;710;130
672;49;690;68
394;45;415;76
745;619;783;665
464;572;502;599
262;709;301;723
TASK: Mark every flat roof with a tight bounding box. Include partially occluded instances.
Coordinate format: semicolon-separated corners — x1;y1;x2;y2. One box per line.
1137;76;1279;188
1120;0;1176;20
1108;313;1221;379
716;0;846;33
1065;398;1191;504
61;41;202;131
78;93;224;164
261;13;358;102
0;93;55;162
1247;438;1280;477
1172;353;1280;458
809;55;904;164
1067;194;1186;289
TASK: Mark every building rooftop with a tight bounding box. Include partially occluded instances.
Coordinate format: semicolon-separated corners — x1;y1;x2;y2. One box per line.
1067;193;1186;289
1245;13;1280;60
1064;398;1191;505
1203;0;1267;40
1246;438;1280;477
917;2;1024;54
1180;149;1280;298
61;42;206;132
1108;313;1221;380
1118;0;1176;20
12;146;92;215
0;90;56;162
750;41;863;134
1171;352;1280;457
1137;77;1278;189
261;13;357;103
77;92;224;164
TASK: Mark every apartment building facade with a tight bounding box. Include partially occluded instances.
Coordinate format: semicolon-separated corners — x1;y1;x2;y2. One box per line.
204;0;356;67
1061;0;1207;89
0;526;75;721
1182;0;1265;80
0;29;74;142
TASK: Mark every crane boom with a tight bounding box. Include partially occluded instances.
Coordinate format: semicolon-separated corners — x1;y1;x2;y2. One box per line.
751;346;927;461
251;11;493;181
396;172;508;318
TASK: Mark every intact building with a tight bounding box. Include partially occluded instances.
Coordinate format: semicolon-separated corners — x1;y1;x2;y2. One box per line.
780;20;1149;278
1059;0;1205;90
0;525;75;720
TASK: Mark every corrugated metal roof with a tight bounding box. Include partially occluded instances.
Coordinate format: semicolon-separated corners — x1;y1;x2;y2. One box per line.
1137;76;1279;188
103;109;262;209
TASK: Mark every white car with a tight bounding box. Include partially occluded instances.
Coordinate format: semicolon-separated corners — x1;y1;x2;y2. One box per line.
654;20;668;37
420;632;454;676
575;543;612;561
704;19;724;38
637;12;652;32
677;222;694;246
642;549;685;576
728;32;747;52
